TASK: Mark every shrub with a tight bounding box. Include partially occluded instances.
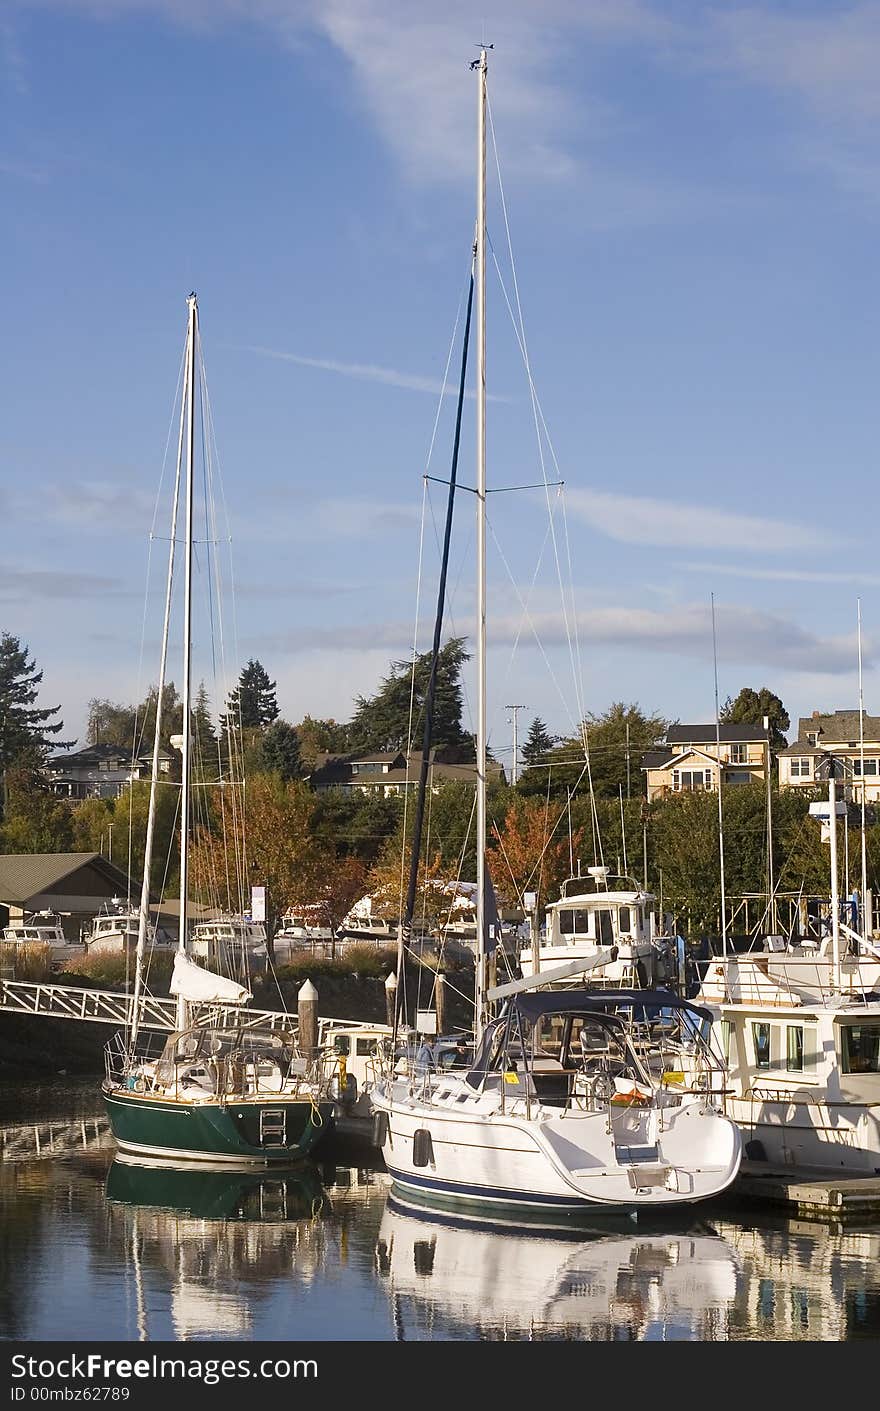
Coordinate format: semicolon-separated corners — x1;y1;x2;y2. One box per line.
63;949;175;992
0;942;53;982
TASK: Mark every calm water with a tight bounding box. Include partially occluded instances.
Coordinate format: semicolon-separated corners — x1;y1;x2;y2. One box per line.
2;1078;880;1342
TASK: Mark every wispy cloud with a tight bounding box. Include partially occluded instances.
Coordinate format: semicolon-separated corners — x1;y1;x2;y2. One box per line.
42;479;159;533
246;598;865;677
0;566;126;600
564;487;825;552
242;344;510;401
675;560;880;587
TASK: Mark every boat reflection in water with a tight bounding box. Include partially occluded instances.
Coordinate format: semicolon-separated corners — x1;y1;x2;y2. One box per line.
105;1158;332;1339
376;1196;741;1341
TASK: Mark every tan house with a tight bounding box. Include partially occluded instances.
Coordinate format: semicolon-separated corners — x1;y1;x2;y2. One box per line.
641;723;769;802
778;709;880;803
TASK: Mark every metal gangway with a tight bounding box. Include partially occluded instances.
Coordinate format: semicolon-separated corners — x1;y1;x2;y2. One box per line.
0;977;378;1046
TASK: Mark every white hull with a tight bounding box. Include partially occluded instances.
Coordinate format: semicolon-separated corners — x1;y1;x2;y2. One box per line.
727;1095;880;1172
371;1079;741;1214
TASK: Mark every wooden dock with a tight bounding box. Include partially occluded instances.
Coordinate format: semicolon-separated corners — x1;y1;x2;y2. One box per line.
733;1160;880;1219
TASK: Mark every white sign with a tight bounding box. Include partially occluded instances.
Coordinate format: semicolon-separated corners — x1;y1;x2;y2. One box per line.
251;885;266;922
523;891;537;912
415;1009;438;1035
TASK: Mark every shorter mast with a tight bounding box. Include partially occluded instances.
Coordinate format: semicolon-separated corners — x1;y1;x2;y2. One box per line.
129;365;187;1049
392;265;475;1043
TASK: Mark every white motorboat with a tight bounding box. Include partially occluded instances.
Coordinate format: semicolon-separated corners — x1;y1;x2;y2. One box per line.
695;761;880;1172
2;910;85;969
84;899;174;955
520;867;682;990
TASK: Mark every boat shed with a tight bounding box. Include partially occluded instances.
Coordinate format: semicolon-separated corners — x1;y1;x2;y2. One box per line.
0;852;140;944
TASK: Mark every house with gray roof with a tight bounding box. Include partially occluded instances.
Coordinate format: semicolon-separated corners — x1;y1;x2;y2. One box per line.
779;709;880;802
46;744;173;801
307;748;505;797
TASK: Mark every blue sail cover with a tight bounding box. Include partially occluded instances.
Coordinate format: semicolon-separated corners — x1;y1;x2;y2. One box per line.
483;860;500;954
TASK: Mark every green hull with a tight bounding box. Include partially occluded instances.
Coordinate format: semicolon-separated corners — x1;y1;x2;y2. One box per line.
105;1157;327;1217
103;1083;334;1167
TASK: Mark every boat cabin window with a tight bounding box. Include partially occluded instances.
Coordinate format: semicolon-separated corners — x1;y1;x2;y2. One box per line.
557;909;590;936
839;1023;880;1075
596;910;614;946
618;906;631;934
752;1022;771;1069
356;1038;377;1056
721;1020;734;1064
334;1036;351;1056
785;1025;804;1072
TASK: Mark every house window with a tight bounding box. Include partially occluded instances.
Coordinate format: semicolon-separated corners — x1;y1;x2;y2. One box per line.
752;1022;772;1069
727;771;751;785
806;732;817;746
790;758;812;778
730;744;748;764
676;769;711;792
853;759;878;776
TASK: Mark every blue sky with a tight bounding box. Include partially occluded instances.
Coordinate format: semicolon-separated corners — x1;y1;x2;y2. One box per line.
4;1;880;769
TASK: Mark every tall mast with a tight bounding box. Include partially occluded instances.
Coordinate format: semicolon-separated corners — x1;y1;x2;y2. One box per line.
129;323;188;1049
475;47;488;1042
858;599;869;943
176;291;198;1031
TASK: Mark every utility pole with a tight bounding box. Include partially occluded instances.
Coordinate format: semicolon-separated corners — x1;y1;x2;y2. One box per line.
506;704;525;786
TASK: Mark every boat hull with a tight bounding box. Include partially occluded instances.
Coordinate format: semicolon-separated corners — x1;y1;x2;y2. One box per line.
371;1085;742;1215
102;1084;334;1167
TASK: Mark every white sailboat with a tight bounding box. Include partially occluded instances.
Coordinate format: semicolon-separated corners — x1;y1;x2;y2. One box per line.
102;294;334;1166
369;51;742;1217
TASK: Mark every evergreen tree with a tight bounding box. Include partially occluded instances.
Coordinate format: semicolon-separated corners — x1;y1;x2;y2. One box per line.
520;717;556;767
260;720;302;781
191;681;218;770
720;686;790;756
347;637;470;754
0;634;70;821
221;660;279;732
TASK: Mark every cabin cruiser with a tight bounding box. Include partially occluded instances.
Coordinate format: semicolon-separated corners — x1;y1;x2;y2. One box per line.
336;898;397;947
2;910;85;969
84;900;174;955
189;915;268;976
519;868;682;991
273;909;336;962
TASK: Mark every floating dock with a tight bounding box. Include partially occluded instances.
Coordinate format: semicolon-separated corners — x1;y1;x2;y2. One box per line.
733;1160;880;1219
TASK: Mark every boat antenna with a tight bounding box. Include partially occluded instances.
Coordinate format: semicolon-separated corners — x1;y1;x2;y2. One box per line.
392;262;475;1047
858;599;869;945
711;593;728;959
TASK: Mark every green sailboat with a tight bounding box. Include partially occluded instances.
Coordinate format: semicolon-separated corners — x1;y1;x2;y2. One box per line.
102;294;333;1168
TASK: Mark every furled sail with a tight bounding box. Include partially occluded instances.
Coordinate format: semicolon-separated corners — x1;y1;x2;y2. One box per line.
169;950;252;1005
